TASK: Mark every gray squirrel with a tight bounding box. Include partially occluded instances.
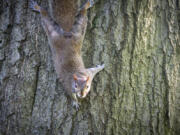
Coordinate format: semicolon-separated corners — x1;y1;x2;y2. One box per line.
30;0;104;109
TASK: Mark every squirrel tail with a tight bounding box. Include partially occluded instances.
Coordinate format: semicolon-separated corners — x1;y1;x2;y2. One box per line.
29;0;41;12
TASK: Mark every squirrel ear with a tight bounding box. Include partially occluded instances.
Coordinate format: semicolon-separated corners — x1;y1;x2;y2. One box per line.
73;74;78;80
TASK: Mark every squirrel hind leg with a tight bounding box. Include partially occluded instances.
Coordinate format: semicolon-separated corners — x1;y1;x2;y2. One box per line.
79;0;94;11
29;0;41;12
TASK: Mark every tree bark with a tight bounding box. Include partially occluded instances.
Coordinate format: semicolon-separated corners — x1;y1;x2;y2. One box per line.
0;0;180;135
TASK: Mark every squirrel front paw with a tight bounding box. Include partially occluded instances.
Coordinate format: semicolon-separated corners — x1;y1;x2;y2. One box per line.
96;64;105;69
29;0;41;12
72;101;80;110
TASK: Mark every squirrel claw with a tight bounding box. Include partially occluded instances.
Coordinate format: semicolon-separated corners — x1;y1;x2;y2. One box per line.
72;101;80;110
96;64;105;68
29;0;40;12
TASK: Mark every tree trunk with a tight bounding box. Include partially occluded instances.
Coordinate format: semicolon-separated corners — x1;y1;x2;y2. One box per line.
0;0;180;135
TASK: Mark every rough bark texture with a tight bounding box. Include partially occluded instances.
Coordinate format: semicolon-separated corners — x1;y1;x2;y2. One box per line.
0;0;180;135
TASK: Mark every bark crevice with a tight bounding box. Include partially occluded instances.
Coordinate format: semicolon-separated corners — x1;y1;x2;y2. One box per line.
31;64;40;116
0;0;179;134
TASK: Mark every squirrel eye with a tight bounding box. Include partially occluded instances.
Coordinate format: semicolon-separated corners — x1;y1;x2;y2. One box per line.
86;85;89;89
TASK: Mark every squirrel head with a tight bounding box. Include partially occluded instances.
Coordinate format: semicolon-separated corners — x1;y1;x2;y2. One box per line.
71;64;104;98
72;72;92;98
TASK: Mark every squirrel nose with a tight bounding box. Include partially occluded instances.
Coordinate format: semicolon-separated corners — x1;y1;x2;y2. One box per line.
73;88;81;93
81;90;87;98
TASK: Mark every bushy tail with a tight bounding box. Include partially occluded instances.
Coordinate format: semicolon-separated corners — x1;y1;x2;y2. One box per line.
29;0;41;12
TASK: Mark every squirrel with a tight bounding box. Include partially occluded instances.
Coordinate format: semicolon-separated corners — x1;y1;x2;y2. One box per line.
30;0;104;109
